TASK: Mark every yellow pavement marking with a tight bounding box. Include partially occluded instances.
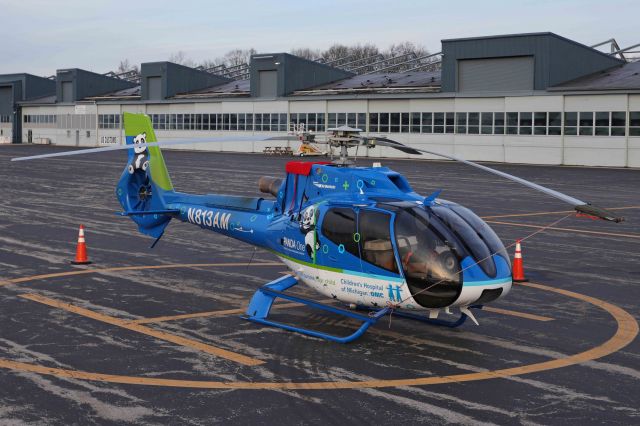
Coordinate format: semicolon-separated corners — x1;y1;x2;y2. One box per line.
0;263;636;390
481;206;640;220
129;302;302;325
19;293;264;367
0;262;282;287
482;306;553;322
485;220;640;240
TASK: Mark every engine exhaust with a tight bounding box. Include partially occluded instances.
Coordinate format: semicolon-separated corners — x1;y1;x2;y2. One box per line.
258;176;282;197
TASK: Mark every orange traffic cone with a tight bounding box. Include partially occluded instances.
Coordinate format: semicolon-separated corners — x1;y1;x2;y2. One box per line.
71;225;92;265
512;239;527;282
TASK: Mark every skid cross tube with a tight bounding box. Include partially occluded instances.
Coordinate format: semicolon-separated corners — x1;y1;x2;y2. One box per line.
391;306;482;327
356;304;483;328
243;275;390;343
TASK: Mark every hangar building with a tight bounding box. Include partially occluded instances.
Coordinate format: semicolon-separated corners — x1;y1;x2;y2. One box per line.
2;32;640;167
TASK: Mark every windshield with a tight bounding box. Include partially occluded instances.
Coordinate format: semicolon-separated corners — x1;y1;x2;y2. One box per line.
394;206;463;308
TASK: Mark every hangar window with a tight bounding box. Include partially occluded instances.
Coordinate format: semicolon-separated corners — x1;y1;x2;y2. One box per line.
390;113;400;132
254;114;263;131
548;112;561;135
455;113;467;134
347;113;356;127
611;112;625;136
519;112;532;135
446;113;455;133
630;112;640;136
369;113;378;132
328;113;337;128
328;112;364;130
357;113;365;131
493;112;505;134
401;113;409;133
98;114;120;129
468;112;479;134
534;112;547;135
564;112;577;135
506;112;518;134
379;113;389;133
421;113;432;133
595;112;610;136
411;113;420;133
434;112;444;133
481;112;493;134
579;112;593;136
236;113;246;131
292;113;323;132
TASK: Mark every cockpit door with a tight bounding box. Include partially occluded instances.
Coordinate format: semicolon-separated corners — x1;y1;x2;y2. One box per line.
317;206;401;277
357;209;401;276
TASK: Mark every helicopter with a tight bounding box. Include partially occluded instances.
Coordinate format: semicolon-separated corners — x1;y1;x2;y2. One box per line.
12;113;624;343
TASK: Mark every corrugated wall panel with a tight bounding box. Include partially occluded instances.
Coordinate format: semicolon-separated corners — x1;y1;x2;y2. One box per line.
458;57;534;92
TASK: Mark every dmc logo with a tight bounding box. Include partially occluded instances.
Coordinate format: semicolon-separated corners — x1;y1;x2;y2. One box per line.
282;237;305;252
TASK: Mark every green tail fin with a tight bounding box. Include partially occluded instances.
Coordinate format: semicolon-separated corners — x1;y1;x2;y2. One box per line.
123;112;173;191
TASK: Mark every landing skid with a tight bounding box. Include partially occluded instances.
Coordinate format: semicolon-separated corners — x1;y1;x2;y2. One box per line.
243;275;483;343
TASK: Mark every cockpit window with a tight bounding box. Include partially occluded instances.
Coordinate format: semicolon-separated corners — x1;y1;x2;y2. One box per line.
431;205;496;277
321;208;359;257
448;204;510;267
359;210;397;272
394;207;463;308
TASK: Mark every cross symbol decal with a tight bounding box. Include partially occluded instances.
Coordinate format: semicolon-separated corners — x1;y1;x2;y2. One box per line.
342;180;350;190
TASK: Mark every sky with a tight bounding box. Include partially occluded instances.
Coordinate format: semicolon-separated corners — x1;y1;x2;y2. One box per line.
0;0;638;76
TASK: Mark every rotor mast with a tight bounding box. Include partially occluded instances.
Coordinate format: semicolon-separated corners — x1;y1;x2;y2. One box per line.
327;126;366;167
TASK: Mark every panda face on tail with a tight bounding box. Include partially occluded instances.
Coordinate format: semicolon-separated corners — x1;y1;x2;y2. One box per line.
133;133;147;154
127;132;150;174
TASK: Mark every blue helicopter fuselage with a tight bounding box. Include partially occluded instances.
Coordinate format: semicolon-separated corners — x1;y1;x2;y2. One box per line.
152;161;512;313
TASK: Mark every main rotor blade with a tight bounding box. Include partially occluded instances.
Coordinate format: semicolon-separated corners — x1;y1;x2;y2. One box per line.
11;136;265;162
370;138;623;222
365;136;422;155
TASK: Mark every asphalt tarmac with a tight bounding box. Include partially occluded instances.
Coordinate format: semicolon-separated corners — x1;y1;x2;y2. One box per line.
0;144;638;425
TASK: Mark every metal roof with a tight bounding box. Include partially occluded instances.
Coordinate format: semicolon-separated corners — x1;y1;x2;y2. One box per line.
290;71;441;95
173;79;250;98
17;94;57;105
84;85;141;100
549;61;640;91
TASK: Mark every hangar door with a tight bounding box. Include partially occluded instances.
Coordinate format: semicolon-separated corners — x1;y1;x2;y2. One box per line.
258;70;278;98
0;87;12;116
458;56;534;92
147;77;162;100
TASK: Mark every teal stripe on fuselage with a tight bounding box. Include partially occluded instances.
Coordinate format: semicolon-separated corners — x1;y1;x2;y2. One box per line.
347;269;405;283
279;255;405;283
463;277;512;287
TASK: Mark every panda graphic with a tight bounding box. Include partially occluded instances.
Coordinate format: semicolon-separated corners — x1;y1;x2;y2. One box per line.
299;204;320;258
127;132;149;174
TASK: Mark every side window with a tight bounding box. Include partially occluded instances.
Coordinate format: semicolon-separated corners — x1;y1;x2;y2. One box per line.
359;210;397;272
321;208;359;257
